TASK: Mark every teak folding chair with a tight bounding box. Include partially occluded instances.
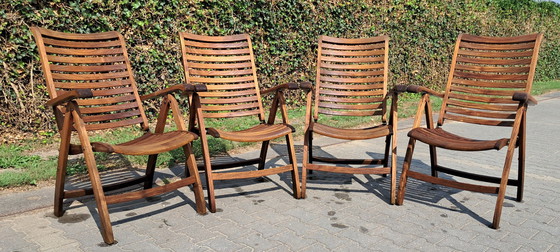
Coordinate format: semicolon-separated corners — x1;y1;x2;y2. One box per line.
301;35;401;203
31;27;206;244
396;33;543;228
179;33;308;212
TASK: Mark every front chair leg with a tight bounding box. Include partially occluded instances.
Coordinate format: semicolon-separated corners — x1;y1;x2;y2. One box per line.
397;138;417;205
258;140;270;171
285;133;301;199
184;144;206;215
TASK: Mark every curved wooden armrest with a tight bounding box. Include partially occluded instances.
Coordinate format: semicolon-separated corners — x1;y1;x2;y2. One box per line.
46;89;93;107
390;84;409;94
140;83;197;101
406;85;444;98
512;92;537;106
260;82;313;95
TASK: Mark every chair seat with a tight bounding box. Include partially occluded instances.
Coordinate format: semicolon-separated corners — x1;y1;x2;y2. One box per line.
408;127;509;151
91;131;198;155
311;123;391;140
207;123;295;142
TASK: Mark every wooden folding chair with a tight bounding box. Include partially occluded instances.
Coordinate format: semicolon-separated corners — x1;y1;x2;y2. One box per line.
396;33;543;228
179;33;309;212
31;27;206;244
301;35;401;203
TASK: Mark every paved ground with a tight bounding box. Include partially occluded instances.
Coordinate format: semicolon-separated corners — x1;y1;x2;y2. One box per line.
1;92;559;251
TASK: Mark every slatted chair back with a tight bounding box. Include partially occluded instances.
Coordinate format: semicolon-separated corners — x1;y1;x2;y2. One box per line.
439;34;543;127
314;35;390;122
179;33;266;121
32;27;149;132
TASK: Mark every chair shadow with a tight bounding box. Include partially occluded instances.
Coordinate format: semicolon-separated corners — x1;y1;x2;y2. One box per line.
271;142;492;227
62;154;201;229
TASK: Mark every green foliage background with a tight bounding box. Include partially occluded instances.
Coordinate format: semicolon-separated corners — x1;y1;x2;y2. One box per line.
1;0;559;132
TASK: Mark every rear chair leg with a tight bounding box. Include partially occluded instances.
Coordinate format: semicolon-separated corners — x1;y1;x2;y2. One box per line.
144;154;158;189
184;144;206;214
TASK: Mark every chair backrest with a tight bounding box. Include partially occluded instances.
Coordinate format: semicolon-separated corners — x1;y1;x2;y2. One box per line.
314;35;390;122
439;33;543;127
179;33;265;121
31;27;149;131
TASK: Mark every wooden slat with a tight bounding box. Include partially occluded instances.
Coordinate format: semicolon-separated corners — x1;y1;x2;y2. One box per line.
47;55;126;64
451;78;526;89
321;62;384;70
460;33;540;44
200;96;259;104
407;170;499;194
83;110;141;123
201;83;256;91
199;89;257;97
459;41;536;50
182;40;248;49
189;76;254;84
42;38;121;48
443;113;513;126
321;49;385;56
189;69;253;76
457;49;533;58
49;64;128;72
85;117;144;131
454;71;528;81
77;94;136;106
186;55;251;63
446;107;516;119
202;109;260;118
450;85;517;96
318;102;382;110
320;82;384;90
212;165;292;180
306;163;390;175
455;56;532;65
321;56;384;63
201;102;259;111
54;79;132;89
454;64;530;73
318;108;381;116
448;92;517;104
187;62;253;70
185;47;250;55
319;96;383;103
52;71;129;81
80;102;139;114
320;69;384;77
321;43;385;51
56;87;134;97
321;76;384;84
446;99;518;111
45;47;123;56
320;89;384;96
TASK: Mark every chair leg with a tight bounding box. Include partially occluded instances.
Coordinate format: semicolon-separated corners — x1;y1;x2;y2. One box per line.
54;135;71;217
383;134;391;174
184;144;207;214
390;132;397;205
397;138;417;205
301;131;310;199
429;145;438;177
308;131;314;175
82;148;115;244
144;154;158;189
492;145;517;229
199;135;217;213
516;116;526;202
286;133;301;199
258;140;270;171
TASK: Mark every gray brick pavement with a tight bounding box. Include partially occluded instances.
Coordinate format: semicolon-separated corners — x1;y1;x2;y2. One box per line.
1;92;559;251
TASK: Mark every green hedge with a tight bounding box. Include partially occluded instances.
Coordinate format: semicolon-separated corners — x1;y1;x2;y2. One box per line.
1;0;559;132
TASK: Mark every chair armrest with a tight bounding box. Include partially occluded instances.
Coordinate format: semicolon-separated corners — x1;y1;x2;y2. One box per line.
260;82;313;95
390;84;409;94
46;89;93;107
405;85;444;98
140;83;198;101
512;92;538;106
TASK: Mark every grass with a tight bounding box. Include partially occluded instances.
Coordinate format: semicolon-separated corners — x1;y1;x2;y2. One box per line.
1;80;559;188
